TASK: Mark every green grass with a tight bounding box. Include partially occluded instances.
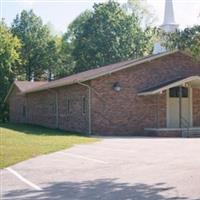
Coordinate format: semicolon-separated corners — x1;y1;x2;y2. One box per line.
0;123;98;169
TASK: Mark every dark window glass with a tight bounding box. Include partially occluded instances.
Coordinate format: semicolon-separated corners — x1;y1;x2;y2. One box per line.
82;97;86;114
23;105;26;118
169;87;179;97
67;99;70;114
169;87;188;98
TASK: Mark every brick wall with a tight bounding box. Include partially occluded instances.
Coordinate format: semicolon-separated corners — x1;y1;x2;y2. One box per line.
145;129;182;137
26;90;57;128
91;52;200;135
57;84;89;133
8;52;200;136
25;84;89;133
9;87;26;123
90;74;167;136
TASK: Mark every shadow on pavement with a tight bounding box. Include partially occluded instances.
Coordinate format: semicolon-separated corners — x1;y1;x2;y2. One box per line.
4;178;199;200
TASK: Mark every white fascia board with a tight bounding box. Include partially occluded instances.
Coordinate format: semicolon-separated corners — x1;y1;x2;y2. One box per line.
138;76;200;96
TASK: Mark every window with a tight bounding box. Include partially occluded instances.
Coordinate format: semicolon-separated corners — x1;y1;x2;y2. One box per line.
82;97;86;114
22;105;26;118
169;87;188;98
67;99;70;114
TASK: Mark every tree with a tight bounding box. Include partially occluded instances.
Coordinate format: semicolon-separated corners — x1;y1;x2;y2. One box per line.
11;10;51;81
60;10;92;77
0;21;21;122
164;25;200;59
65;1;156;73
122;0;157;27
65;10;92;42
41;35;74;80
55;37;75;78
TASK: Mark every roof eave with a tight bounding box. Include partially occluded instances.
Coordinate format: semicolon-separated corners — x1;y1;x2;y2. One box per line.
138;76;200;96
23;50;179;94
4;82;19;103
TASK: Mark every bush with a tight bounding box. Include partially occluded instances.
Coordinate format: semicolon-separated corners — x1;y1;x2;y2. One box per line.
0;103;9;123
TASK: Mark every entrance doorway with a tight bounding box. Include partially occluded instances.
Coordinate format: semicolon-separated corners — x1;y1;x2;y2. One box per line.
167;86;192;128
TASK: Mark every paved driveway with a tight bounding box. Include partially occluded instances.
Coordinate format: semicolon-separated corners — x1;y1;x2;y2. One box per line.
2;138;200;200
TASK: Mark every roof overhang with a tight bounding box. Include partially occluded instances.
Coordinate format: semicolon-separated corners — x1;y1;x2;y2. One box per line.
138;76;200;96
4;81;47;103
23;50;181;94
4;83;18;103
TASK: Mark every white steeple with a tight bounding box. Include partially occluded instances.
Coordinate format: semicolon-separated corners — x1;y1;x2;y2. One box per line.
153;0;179;54
160;0;179;33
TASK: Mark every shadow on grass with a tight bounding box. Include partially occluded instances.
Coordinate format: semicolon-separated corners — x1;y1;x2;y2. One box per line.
0;123;88;137
4;179;198;200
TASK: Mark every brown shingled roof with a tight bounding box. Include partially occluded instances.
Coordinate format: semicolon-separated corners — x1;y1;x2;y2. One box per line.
15;81;47;92
23;50;180;94
4;81;47;102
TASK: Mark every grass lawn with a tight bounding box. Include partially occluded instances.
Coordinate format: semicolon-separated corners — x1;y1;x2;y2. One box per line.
0;123;98;169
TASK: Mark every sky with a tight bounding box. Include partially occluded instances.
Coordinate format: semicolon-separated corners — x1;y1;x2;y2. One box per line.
0;0;200;34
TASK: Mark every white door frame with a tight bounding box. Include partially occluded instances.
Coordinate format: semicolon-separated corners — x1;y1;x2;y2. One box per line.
166;87;193;128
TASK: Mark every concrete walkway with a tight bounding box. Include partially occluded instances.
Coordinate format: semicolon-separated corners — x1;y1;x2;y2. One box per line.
2;138;200;200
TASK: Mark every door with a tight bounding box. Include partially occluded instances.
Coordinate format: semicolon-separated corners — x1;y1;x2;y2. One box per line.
167;87;191;128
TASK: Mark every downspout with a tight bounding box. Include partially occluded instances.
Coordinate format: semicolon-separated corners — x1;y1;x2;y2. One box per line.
77;82;92;135
156;93;160;128
179;86;182;128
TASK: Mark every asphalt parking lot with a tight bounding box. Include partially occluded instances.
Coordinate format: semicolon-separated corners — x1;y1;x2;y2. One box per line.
1;138;200;200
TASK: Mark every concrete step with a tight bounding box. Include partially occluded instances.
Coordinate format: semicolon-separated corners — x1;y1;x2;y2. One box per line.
182;129;200;138
188;130;200;138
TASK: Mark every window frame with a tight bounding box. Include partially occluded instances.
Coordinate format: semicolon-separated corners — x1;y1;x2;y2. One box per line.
66;98;71;115
22;105;26;118
169;86;189;98
82;96;86;115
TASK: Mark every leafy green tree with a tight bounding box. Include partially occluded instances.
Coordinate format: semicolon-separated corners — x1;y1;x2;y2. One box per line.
65;10;93;42
164;25;200;59
41;36;73;80
55;37;75;78
11;10;51;80
60;11;92;77
65;1;156;73
123;0;157;27
42;38;61;80
0;21;21;122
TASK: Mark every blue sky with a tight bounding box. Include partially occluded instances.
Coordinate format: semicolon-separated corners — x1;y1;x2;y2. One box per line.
1;0;200;34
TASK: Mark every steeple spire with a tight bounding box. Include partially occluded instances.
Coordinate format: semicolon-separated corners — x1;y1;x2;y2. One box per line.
163;0;176;24
153;0;179;54
160;0;178;33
